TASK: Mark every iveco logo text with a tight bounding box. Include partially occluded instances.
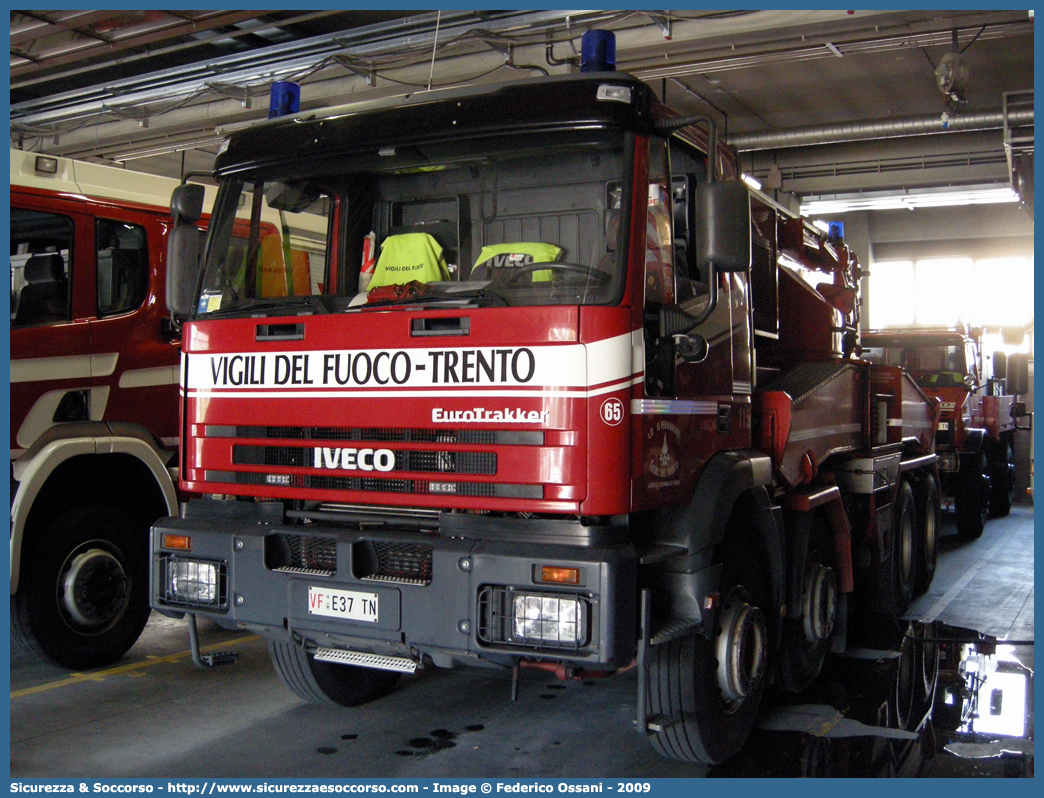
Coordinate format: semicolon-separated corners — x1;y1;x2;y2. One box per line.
313;447;395;471
432;407;549;424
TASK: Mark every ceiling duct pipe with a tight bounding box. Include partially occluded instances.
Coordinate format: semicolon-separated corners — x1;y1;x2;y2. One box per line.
729;107;1033;151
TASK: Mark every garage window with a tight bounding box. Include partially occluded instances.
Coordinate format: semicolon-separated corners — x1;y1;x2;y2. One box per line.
870;256;1033;328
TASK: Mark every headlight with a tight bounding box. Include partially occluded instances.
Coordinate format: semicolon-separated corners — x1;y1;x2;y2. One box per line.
477;586;592;650
511;593;585;647
163;556;226;609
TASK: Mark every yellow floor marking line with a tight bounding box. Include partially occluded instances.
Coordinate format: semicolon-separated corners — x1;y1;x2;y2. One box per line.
10;635;261;699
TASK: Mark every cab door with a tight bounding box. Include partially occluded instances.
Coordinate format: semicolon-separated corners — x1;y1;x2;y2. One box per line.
85;203;180;447
10;194;93;454
631;136;751;509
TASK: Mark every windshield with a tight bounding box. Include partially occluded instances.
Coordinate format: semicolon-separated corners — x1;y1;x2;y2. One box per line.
197;129;628;315
862;342;969;388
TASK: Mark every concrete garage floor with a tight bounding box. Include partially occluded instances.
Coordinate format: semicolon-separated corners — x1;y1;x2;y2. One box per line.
10;505;1034;778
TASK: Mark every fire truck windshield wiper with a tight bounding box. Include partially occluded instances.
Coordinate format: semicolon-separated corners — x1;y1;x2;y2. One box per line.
203;295;334;317
361;285;508;309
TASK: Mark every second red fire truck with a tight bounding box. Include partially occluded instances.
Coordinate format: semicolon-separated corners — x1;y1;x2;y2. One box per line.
9;151;190;669
9;149;321;669
151;72;941;763
862;327;1028;538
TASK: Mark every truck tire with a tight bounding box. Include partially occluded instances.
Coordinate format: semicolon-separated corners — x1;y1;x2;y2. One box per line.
269;641;400;707
988;436;1015;517
895;628;918;731
869;480;916;615
955;451;990;540
777;513;838;692
647;548;769;764
914;474;940;592
10;504;151;669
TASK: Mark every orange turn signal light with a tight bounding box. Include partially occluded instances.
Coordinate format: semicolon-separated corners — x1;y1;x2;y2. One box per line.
162;534;192;551
540;566;580;585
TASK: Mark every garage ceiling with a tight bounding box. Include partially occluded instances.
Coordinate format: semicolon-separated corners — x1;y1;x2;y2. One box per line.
9;9;1034;209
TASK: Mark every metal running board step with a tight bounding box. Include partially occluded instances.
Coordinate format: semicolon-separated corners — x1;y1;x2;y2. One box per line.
649;618;701;646
313;647;418;673
199;650;241;667
837;647;902;661
637;543;689;565
644;714;679;733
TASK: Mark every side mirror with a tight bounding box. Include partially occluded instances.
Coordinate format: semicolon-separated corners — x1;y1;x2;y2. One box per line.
265;181;319;213
1008;352;1030;396
993;351;1008;380
171;184;205;225
1002;325;1027;346
166;184;206;318
695;180;750;275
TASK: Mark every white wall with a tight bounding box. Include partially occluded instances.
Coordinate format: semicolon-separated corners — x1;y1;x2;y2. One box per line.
831;202;1033;330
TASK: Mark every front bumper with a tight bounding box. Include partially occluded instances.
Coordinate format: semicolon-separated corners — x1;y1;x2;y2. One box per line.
151;500;637;669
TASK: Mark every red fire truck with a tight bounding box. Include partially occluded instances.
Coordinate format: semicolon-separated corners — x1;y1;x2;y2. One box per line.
9;150;197;668
9;150;320;669
862;327;1028;539
152;73;941;763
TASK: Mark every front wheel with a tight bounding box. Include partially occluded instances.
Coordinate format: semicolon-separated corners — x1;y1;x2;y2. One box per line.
269;642;400;707
10;505;151;669
647;557;770;763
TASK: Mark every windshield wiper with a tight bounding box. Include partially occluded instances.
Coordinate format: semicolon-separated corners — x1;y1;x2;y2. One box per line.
201;295;333;318
361;285;508;309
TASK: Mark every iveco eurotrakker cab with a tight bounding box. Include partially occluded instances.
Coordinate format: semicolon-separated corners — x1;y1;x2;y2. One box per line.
153;72;940;763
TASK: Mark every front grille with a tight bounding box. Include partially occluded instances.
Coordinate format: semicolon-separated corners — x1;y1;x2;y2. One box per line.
353;540;433;585
232;445;496;475
202;425;545;500
215;470;540;499
477;586;591;651
266;533;338;575
208;425;546;446
882;347;905;368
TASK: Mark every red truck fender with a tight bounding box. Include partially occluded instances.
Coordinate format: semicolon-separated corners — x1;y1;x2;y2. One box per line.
638;450;784;643
10;423;177;593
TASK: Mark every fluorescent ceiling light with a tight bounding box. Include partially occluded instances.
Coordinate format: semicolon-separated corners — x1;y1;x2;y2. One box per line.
741;173;762;191
800;185;1019;215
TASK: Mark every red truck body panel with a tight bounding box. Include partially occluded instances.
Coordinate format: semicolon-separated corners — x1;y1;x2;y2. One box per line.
10;184;179;455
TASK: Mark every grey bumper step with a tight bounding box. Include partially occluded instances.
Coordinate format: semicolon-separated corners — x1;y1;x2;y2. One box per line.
313;647;418;673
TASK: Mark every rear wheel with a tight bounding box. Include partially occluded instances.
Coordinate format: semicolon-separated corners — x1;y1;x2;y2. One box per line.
648;544;770;763
10;504;151;669
955;451;990;539
914;475;941;592
269;642;400;707
895;627;919;731
869;481;916;615
777;514;838;692
988;436;1015;517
